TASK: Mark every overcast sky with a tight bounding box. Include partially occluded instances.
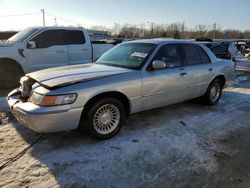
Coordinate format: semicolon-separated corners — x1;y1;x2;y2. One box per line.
0;0;249;31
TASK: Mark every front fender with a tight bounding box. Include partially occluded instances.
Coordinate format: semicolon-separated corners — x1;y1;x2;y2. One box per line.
0;54;28;73
85;88;131;105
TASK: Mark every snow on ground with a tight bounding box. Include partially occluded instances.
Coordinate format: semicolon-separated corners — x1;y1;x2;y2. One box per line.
0;76;250;188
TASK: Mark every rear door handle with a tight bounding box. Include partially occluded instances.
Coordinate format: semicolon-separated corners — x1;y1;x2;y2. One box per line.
180;72;187;76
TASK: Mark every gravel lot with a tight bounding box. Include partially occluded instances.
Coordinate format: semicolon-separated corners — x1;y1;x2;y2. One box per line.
0;74;250;188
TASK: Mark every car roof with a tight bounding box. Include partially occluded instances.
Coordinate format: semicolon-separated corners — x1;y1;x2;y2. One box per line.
26;26;85;30
196;41;212;44
125;38;194;45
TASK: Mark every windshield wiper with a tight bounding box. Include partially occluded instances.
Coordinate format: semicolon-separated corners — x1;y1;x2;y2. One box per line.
96;62;136;70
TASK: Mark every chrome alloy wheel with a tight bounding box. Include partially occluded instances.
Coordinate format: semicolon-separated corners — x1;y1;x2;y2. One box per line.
209;82;221;102
93;104;120;135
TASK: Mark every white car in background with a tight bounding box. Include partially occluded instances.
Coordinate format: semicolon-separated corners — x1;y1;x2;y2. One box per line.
0;27;114;88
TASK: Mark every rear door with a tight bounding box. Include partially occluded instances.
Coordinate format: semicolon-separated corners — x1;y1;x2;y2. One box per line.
65;30;92;64
25;29;67;72
182;44;215;97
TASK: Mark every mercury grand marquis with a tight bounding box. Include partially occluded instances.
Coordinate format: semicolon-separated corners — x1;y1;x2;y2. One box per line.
7;39;235;139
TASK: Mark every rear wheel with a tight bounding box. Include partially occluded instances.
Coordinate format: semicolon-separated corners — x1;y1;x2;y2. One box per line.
81;98;126;140
203;79;222;105
0;59;24;89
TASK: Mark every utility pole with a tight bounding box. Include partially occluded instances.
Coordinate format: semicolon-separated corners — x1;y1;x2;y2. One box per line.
151;22;154;38
181;21;185;39
182;21;185;32
54;18;57;26
147;22;154;38
114;22;117;36
213;23;216;39
41;9;45;27
141;24;145;38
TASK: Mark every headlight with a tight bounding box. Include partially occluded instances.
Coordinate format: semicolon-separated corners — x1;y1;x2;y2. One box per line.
29;92;77;106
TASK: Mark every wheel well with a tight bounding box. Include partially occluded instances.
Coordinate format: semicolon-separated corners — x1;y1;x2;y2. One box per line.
83;91;131;116
0;58;24;73
214;75;226;87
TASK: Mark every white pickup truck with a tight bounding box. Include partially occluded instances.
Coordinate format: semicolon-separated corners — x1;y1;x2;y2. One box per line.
0;27;114;88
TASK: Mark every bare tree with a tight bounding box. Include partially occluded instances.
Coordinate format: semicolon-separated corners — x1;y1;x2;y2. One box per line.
2;22;249;41
195;24;208;37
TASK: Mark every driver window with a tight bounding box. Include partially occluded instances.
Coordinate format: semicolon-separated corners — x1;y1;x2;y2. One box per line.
154;44;183;68
30;30;64;48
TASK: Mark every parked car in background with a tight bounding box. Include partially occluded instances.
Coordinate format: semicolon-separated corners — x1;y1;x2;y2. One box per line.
8;39;235;139
196;40;235;61
0;27;114;88
218;40;249;61
245;40;250;58
210;44;234;61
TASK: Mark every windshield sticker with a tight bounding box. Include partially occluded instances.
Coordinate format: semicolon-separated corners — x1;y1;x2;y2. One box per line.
131;52;148;58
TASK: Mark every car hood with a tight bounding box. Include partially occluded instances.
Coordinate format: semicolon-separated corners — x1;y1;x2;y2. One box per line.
0;41;14;47
27;63;133;89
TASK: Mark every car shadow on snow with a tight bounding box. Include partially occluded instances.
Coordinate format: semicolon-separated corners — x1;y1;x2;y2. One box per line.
8;87;250;188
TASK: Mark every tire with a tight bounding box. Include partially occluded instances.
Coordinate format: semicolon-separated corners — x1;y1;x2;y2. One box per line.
81;97;126;140
0;59;24;89
203;79;223;105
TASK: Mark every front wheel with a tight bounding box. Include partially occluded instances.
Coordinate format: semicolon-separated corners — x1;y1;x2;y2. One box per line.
203;79;223;105
82;98;126;140
0;60;24;89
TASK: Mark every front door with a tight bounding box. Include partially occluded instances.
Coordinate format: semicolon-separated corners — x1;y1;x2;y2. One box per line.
24;29;67;72
142;44;188;110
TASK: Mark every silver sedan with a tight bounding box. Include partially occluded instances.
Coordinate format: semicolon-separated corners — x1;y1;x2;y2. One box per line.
7;39;235;139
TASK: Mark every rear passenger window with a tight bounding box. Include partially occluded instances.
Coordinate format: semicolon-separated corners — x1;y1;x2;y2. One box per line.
197;46;211;63
183;44;201;65
154;44;182;68
183;44;210;65
63;30;85;44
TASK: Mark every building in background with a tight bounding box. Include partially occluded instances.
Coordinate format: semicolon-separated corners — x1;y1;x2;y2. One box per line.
87;30;108;41
0;31;17;40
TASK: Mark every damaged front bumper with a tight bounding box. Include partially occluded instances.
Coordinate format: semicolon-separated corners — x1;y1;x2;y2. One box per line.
7;89;83;133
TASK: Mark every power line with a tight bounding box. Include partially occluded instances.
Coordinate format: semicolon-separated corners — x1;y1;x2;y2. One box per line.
0;10;85;28
0;12;40;17
45;11;83;26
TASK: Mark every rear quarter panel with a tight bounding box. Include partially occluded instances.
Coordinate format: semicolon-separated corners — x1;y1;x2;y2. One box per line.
200;44;235;87
212;59;235;87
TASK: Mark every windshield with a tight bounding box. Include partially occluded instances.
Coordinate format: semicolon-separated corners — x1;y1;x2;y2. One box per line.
96;43;156;70
7;28;39;42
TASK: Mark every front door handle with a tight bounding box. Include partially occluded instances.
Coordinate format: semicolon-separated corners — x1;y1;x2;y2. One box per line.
81;48;90;52
180;72;187;76
208;68;214;71
56;50;65;53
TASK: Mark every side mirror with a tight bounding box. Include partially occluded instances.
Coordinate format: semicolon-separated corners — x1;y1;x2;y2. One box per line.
27;41;36;49
152;60;166;69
